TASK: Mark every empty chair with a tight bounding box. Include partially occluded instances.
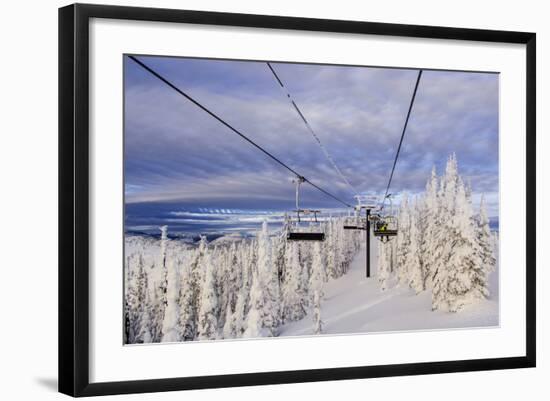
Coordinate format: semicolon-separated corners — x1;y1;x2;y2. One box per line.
287;177;325;241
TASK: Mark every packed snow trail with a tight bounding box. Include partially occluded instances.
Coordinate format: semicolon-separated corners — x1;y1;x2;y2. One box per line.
279;236;499;337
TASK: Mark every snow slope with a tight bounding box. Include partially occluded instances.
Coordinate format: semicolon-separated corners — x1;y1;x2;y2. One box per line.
280;236;499;337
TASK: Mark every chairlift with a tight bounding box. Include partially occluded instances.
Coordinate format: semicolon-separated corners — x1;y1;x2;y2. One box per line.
287;177;325;241
344;195;378;230
344;209;366;230
373;215;398;241
373;194;398;241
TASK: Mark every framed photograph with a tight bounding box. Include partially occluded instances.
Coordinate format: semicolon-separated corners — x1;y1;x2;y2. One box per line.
59;3;536;397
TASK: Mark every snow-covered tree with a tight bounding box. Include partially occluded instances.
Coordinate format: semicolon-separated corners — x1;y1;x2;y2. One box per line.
432;155;490;312
149;289;163;342
222;303;236;339
177;262;196;341
226;243;241;312
139;289;153;343
258;221;280;335
273;235;286;286
420;166;439;288
125;253;152;343
243;265;268;338
326;220;341;279
197;253;219;340
309;242;326;334
151;225;169;342
124;256;137;343
161;255;181;342
396;193;411;286
233;286;248;337
431;154;459;311
477;195;496;275
377;240;390;291
177;235;208;340
407;200;424;293
281;242;306;323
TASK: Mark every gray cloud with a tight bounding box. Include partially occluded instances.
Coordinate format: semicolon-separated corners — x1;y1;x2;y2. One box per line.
124;56;499;215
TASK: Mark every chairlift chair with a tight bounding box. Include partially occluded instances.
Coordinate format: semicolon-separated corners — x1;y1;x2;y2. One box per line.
371;193;398;241
373;215;398;241
344;209;366;230
287;177;325;241
344;195;378;230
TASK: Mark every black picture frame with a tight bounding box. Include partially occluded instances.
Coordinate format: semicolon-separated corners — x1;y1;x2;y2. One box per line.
59;3;536;397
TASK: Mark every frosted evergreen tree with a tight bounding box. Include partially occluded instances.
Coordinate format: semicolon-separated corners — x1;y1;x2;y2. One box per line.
338;218;348;275
139;288;153;343
448;179;489;310
335;219;346;275
226;243;241;312
197;253;219;340
311;291;323;335
311;243;326;288
377;240;390;291
161;256;181;342
233;242;254;336
298;243;311;311
432;155;489;312
233;285;248;337
309;242;326;334
178;235;208;340
389;234;397;273
215;242;242;335
420;166;439;288
124;256;136;343
124;253;152;343
407;200;424;293
326;220;340;279
396;194;411;286
177;262;196;341
149;287;164;342
214;247;227;330
257;220;280;335
431;154;459;310
282;242;306;323
477;195;496;274
273;234;286;286
222;303;236;339
243;265;268;338
191;235;208;300
152;225;169;341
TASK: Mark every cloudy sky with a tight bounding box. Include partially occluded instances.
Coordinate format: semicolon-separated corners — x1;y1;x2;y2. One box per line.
124;55;499;232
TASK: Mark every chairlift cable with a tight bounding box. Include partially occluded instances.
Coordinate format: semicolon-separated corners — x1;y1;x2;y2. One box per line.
381;69;423;210
266;62;359;198
128;55;352;208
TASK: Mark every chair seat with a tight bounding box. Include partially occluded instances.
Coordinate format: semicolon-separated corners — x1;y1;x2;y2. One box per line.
344;225;365;230
287;232;325;241
373;230;398;236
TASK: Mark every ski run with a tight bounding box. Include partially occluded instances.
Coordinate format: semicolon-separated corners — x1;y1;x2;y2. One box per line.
124;154;499;344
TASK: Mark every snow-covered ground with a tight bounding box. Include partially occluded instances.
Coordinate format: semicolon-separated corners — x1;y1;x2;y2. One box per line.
280;237;499;337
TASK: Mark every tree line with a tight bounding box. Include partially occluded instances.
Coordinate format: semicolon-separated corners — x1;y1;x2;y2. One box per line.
378;153;497;312
124;217;363;343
